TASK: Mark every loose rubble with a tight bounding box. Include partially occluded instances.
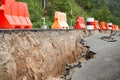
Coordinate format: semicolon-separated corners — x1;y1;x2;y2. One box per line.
101;31;117;42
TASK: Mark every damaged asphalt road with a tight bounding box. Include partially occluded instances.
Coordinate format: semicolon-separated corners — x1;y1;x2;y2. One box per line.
72;31;120;80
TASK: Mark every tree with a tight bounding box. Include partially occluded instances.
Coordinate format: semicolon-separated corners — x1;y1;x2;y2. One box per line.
16;0;120;27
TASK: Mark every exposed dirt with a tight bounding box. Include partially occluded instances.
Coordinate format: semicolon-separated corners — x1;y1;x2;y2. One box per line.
63;51;96;80
0;30;111;80
0;30;89;80
50;43;97;80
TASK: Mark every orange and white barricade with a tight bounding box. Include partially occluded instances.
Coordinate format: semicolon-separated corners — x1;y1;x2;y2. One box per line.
108;23;112;30
52;11;69;29
100;21;106;30
94;20;99;29
74;17;86;29
87;18;94;30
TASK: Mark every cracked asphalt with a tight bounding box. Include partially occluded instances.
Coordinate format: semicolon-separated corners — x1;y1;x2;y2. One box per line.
72;31;120;80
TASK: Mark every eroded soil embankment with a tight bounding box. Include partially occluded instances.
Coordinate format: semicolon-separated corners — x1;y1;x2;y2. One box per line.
0;30;111;80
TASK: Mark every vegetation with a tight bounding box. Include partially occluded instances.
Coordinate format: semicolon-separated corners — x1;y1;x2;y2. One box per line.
17;0;120;28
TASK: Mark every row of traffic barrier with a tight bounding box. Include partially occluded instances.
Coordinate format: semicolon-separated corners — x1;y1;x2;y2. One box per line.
0;0;32;29
0;0;119;30
52;11;120;30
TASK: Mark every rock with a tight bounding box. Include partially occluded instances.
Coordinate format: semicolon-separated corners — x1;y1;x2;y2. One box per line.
0;51;16;80
0;51;10;65
101;36;117;42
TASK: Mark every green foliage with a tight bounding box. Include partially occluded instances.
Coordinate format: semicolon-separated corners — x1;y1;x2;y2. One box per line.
108;0;120;25
17;0;120;28
47;0;89;27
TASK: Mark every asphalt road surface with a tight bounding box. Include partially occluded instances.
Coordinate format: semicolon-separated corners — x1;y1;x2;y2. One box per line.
72;31;120;80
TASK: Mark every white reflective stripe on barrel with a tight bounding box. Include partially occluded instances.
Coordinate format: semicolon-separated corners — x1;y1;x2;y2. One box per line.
87;18;94;22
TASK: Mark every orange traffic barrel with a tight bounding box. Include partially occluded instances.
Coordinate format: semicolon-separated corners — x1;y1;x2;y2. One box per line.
94;20;99;29
87;18;94;30
74;17;86;29
0;0;32;29
116;25;119;30
105;23;109;29
112;24;116;30
112;25;119;30
52;11;69;29
100;21;106;30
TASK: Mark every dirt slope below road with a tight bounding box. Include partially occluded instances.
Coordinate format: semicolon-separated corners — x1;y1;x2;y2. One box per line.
0;30;89;80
